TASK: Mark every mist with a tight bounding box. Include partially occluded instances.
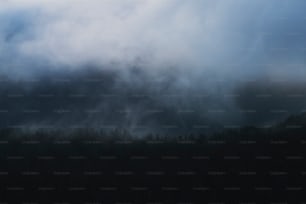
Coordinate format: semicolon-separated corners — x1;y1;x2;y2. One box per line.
0;0;306;134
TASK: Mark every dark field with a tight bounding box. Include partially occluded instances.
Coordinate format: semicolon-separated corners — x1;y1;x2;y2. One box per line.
1;115;306;203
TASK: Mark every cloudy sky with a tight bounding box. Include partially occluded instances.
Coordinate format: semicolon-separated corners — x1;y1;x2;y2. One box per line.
0;0;306;134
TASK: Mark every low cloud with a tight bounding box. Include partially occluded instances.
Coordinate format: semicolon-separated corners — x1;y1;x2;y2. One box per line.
0;0;304;75
0;1;306;133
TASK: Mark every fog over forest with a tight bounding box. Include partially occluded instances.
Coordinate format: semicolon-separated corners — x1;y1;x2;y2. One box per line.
1;0;306;134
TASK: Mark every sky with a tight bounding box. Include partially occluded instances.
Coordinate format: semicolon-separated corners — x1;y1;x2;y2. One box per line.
0;0;306;134
0;0;304;76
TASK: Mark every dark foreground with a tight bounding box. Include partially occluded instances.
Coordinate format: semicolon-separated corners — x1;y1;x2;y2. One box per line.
1;115;306;203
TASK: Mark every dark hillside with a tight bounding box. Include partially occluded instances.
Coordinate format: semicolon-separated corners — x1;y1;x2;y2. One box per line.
0;114;306;203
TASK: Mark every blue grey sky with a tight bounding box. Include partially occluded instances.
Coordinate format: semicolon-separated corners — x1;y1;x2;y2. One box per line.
0;0;305;79
0;1;306;132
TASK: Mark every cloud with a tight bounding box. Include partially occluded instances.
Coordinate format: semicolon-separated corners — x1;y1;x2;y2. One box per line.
1;0;200;69
0;1;306;133
0;0;305;75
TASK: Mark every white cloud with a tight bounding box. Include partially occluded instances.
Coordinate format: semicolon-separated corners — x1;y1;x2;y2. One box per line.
3;0;209;69
1;0;305;79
